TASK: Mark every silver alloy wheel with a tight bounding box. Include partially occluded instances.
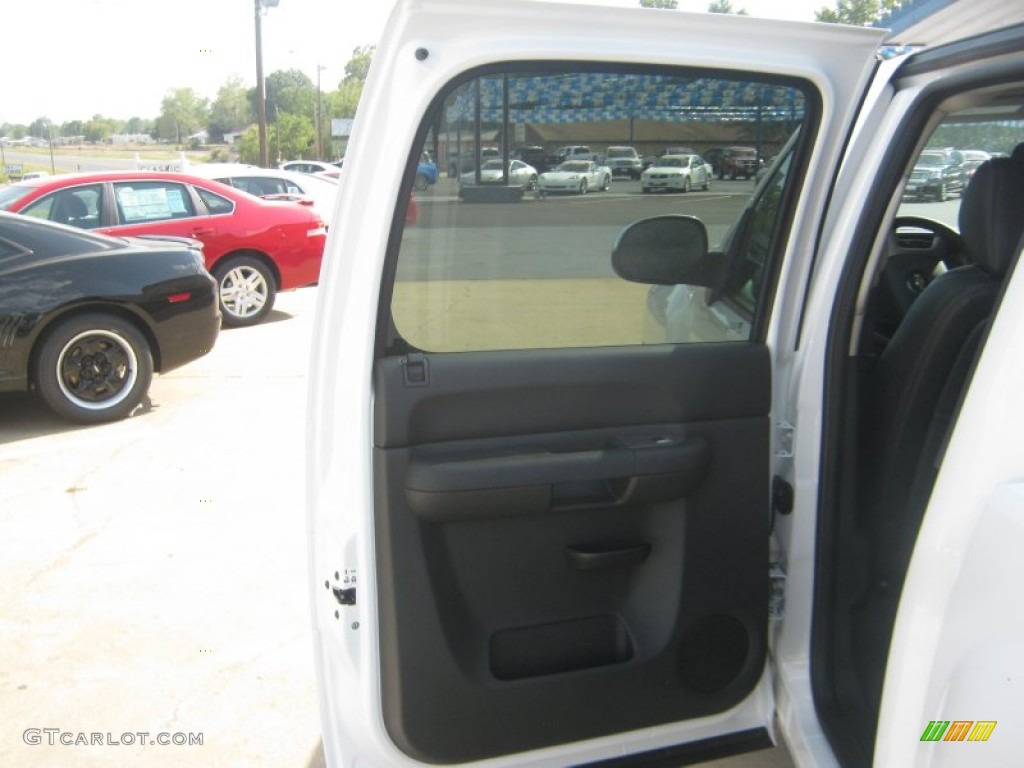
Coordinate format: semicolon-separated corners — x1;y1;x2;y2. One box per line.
220;263;269;320
56;329;138;411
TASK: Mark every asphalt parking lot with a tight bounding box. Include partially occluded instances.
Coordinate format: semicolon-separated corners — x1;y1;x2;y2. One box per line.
1;287;323;768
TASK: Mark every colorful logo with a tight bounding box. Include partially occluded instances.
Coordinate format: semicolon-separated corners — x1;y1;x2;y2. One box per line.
920;721;997;742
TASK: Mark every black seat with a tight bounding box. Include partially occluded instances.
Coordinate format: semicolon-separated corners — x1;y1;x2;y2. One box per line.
865;148;1024;537
55;195;89;225
853;146;1024;704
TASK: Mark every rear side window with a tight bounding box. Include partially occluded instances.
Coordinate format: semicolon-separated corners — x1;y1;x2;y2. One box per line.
114;181;196;223
386;66;813;353
194;187;235;214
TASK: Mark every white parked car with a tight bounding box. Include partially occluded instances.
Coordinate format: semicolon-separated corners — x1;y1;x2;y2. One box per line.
640;153;712;193
537;160;611;195
555;144;600;162
308;1;1024;767
279;159;341;179
185;163;338;223
604;145;643;178
458;158;538;197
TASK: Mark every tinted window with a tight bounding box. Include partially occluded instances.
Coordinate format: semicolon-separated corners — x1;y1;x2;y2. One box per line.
194;186;235;214
388;67;811;353
228;176;291;196
19;184;105;230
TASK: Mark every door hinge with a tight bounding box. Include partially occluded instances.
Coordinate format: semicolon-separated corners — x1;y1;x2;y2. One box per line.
774;420;794;458
402;352;430;387
769;562;786;620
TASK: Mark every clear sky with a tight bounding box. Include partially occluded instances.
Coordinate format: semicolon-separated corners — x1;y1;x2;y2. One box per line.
0;0;828;128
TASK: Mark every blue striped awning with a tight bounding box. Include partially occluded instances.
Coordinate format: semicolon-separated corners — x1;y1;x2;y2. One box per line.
447;74;805;124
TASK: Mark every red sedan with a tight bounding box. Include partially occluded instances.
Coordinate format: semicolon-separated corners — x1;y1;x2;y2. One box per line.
0;171;327;327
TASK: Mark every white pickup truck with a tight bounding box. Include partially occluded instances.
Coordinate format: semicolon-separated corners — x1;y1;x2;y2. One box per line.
308;1;1024;766
555;144;602;163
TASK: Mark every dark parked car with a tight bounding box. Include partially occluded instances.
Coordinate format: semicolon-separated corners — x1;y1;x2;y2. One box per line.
0;212;220;423
719;146;760;179
703;147;726;176
903;148;967;201
510;146;560;173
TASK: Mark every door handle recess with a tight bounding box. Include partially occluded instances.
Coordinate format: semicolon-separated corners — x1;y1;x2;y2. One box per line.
565;543;651;571
404;436;709;522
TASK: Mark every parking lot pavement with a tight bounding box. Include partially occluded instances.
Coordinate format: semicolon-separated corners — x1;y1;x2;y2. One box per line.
0;287;323;768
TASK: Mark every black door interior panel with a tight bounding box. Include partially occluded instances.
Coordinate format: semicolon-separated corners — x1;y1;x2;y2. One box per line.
372;344;771;763
374;343;770;447
404;436;710;522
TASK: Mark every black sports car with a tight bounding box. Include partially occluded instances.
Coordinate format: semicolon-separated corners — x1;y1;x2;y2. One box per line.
0;212;220;423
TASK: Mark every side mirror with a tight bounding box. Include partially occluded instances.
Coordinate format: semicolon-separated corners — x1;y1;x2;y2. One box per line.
612;215;717;286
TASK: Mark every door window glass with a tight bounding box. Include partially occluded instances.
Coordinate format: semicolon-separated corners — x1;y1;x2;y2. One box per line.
21;185;104;229
388;67;813;353
194;187;234;214
113;182;195;223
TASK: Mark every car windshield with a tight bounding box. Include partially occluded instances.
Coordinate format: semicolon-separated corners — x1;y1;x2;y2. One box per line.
0;184;36;211
480;160;505;171
558;162;589;172
655;157;686;167
607;148;634;157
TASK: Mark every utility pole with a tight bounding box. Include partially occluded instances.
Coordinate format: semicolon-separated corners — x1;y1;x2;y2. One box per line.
254;0;280;167
316;64;326;160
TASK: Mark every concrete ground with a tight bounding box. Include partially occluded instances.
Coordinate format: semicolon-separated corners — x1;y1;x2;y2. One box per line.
0;287;791;768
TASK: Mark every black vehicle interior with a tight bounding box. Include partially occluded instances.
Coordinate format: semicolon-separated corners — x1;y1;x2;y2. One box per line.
55;194;88;224
861;145;1024;699
815;74;1024;763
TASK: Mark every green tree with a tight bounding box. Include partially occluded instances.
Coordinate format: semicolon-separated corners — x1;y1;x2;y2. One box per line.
28;116;53;140
265;68;315;118
156;87;209;144
1;123;28;140
82;114;122;144
639;0;678;7
208;76;253;143
236;127;261;165
343;45;375;84
276;112;316;160
815;0;901;25
237;112;316;164
333;78;363;119
124;116;154;136
708;0;747;13
60;119;84;138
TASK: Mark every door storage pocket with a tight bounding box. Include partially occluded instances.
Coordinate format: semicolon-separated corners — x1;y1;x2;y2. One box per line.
489;614;633;680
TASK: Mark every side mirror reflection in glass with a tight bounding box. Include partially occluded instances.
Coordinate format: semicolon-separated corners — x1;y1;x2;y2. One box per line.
612;215;718;286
